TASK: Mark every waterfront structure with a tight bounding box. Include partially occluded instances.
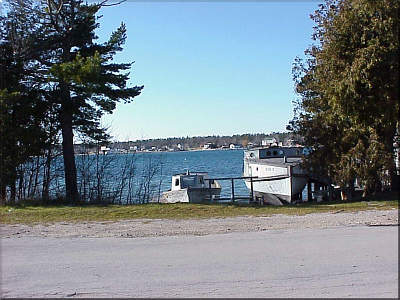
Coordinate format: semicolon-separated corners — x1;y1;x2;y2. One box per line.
158;171;221;203
243;146;308;205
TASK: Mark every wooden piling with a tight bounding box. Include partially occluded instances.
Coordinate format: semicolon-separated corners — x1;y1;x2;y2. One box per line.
250;177;254;203
231;178;235;203
209;180;212;202
204;176;258;204
307;181;312;202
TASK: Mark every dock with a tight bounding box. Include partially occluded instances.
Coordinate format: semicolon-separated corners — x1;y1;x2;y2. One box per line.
205;174;335;205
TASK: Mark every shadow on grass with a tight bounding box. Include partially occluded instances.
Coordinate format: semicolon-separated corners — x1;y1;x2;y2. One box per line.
13;197;113;208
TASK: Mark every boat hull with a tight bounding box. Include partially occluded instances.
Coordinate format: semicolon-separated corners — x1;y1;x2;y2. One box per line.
243;147;308;205
245;176;307;205
159;187;221;204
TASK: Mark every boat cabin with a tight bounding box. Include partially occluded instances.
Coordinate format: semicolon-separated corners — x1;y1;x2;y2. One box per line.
245;146;310;160
171;171;214;191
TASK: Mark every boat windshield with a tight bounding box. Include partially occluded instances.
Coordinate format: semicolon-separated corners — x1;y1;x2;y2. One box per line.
181;176;197;188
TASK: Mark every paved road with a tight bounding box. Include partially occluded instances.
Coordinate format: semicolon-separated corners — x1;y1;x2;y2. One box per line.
1;226;398;298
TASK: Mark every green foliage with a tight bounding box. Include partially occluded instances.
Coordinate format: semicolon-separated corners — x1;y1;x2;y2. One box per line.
0;4;50;203
0;0;143;203
37;0;143;142
291;0;399;195
49;52;102;85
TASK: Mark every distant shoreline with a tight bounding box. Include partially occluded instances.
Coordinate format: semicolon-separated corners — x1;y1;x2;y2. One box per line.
77;147;245;155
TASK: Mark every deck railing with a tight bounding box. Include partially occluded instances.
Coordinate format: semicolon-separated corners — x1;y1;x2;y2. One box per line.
204;176;258;203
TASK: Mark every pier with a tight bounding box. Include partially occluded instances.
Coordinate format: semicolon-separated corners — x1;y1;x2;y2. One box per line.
205;176;258;204
205;174;334;205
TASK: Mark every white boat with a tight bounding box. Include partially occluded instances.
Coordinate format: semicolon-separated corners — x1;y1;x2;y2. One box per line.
243;146;309;205
159;171;221;203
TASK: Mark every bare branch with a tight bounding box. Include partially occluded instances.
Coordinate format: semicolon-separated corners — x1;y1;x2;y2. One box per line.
56;0;63;14
97;0;126;8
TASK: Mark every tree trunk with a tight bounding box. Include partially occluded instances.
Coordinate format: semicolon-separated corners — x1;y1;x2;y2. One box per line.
348;180;354;201
61;109;79;204
42;149;52;201
10;181;16;205
388;144;399;192
0;184;6;206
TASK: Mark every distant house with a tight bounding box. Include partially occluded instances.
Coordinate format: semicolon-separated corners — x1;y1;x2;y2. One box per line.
261;138;277;147
247;142;257;149
100;145;110;154
286;139;300;146
229;144;241;150
203;142;217;149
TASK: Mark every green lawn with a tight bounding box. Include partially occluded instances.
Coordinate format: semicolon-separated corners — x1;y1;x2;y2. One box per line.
1;191;398;225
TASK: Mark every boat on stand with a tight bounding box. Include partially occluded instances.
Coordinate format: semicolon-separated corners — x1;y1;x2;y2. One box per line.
243;146;309;205
158;171;221;203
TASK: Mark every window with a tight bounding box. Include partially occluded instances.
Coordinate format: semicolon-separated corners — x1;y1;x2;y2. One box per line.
267;151;271;156
175;179;180;186
273;150;277;156
181;176;196;188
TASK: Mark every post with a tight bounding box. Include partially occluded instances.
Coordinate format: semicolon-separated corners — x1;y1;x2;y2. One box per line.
209;180;212;202
250;177;254;203
328;184;333;202
307;181;312;202
231;178;235;203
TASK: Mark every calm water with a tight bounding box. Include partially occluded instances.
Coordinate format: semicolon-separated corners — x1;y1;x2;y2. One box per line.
132;149;248;198
37;149;309;203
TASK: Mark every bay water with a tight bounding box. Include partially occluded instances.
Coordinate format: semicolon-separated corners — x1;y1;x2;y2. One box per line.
28;149;309;203
131;149;248;199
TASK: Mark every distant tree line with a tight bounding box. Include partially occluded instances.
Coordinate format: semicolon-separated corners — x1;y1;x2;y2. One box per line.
106;132;302;152
289;0;399;198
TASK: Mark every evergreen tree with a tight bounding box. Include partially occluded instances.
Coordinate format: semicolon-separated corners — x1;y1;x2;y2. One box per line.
1;0;143;203
44;0;143;203
0;0;49;204
291;0;399;196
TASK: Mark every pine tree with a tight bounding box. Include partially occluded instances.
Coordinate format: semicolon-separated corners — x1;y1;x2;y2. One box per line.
1;0;143;203
291;0;399;197
0;0;49;204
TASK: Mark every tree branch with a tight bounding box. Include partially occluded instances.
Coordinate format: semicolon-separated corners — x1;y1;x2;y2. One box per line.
97;0;126;8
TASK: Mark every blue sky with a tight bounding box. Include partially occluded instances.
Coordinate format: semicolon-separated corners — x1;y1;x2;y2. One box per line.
96;1;322;141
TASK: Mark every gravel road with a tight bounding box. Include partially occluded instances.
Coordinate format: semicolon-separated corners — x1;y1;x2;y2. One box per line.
1;208;398;238
1;209;398;298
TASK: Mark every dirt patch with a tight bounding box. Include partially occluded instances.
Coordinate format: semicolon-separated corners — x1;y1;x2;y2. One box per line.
1;209;398;239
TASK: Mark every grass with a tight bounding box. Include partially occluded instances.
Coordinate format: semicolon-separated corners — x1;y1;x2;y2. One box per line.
0;191;398;225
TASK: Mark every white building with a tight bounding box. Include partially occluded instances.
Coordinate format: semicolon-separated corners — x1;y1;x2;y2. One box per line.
261;138;277;147
229;144;241;150
203;142;216;149
100;145;110;154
